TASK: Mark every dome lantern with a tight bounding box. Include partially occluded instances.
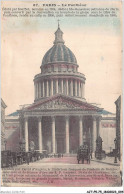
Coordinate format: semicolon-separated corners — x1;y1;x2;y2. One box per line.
54;21;65;45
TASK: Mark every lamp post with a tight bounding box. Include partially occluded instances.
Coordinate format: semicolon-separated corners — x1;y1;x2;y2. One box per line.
114;138;117;163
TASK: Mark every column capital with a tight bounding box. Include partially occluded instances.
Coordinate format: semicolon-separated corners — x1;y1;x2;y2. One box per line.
65;115;69;121
38;117;42;122
79;115;84;121
92;116;97;121
97;116;102;121
24;117;28;122
51;116;55;121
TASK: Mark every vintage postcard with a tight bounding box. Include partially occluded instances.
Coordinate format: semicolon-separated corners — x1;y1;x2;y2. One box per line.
1;0;123;192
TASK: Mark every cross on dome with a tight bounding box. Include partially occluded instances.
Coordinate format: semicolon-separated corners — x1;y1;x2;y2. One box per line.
57;19;60;29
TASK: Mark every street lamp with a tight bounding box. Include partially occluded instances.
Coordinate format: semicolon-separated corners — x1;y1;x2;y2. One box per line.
114;138;117;163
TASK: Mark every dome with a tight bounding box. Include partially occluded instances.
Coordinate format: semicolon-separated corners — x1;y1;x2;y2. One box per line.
42;25;77;66
42;44;77;65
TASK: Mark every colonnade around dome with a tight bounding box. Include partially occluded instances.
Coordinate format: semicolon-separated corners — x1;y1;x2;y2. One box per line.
34;77;85;100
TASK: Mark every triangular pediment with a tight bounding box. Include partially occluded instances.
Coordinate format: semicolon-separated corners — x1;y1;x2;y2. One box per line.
26;95;102;112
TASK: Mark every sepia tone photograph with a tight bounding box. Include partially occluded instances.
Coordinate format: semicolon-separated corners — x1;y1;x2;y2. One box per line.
1;0;123;190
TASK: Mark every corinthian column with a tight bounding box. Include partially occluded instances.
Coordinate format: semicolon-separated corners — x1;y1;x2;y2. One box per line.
81;82;83;98
56;79;58;94
42;81;45;97
75;80;77;96
79;116;83;146
24;118;29;152
46;80;49;97
38;117;42;153
78;80;81;97
52;116;56;153
66;79;68;95
82;83;85;98
71;79;73;96
93;117;97;152
61;79;64;94
51;79;53;96
65;116;69;153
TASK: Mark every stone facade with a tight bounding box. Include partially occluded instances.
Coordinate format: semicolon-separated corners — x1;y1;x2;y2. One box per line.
17;25;116;154
101;115;116;153
18;25;103;154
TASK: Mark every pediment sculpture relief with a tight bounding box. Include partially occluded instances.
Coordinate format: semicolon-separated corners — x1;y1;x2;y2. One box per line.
34;98;78;110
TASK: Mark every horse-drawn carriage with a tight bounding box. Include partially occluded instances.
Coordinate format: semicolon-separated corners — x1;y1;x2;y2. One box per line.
77;144;90;164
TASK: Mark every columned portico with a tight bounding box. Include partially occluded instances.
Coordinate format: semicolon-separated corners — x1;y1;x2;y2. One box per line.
22;113;102;154
24;117;29;152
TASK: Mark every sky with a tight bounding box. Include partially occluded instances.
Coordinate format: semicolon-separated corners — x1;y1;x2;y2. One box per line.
1;1;122;115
